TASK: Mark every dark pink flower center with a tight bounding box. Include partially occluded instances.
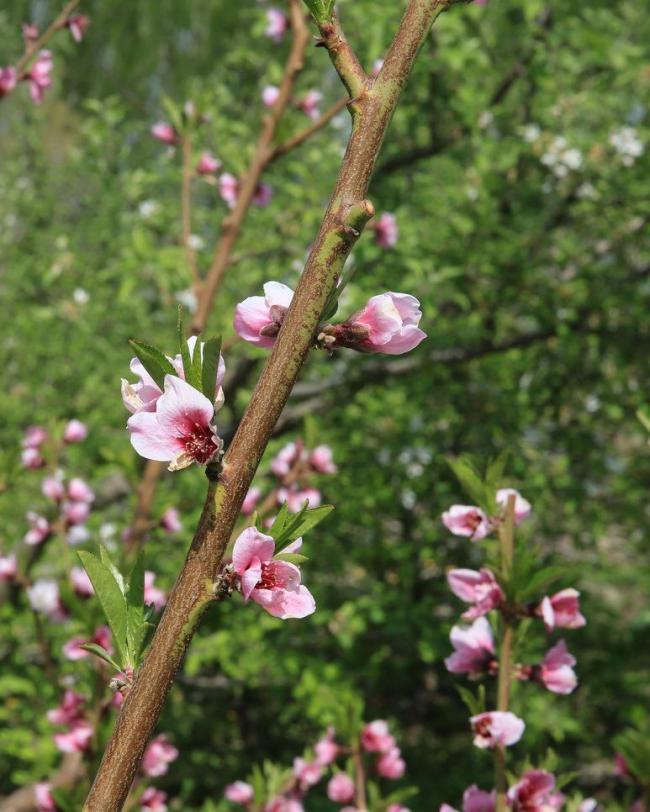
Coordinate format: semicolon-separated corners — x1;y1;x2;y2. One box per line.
183;423;218;465
258;562;282;590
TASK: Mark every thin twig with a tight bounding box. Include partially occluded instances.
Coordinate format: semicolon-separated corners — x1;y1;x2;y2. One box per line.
14;0;81;77
268;97;348;163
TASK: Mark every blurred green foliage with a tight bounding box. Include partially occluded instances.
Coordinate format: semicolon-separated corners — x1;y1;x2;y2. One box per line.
0;0;648;808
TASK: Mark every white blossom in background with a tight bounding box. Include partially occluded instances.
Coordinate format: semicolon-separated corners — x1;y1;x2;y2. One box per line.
175;288;198;313
609;126;644;166
138;200;160;219
73;288;90;305
187;234;205;252
540;136;583;178
522;123;541;143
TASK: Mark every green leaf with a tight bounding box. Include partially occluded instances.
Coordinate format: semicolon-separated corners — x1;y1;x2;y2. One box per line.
201;336;222;401
128;340;176;391
161;95;183;134
274;552;309;565
271;503;333;547
126;553;146;664
79;642;122;672
456;684;485;716
191;332;202;387
99;545;126;594
302;0;335;24
77;550;128;667
447;456;488;508
177;307;196;387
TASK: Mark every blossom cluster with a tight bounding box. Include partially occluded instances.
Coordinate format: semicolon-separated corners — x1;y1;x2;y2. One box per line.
0;15;89;105
224;720;411;811
440;486;591;810
235;283;426;356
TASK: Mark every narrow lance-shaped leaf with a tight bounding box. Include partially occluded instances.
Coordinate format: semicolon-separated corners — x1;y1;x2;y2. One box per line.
177;306;197;389
79;642;122;673
77;550;128;668
201;336;222;402
128;340;176;391
125;552;146;665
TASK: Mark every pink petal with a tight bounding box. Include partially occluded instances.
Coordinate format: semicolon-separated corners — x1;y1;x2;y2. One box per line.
263;281;294;309
156;375;214;437
127;411;180;461
241;556;262;600
232;527;275;575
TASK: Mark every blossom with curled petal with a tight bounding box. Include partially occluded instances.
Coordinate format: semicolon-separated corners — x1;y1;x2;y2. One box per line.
508;770;564;811
447;568;504;620
536;588;586;632
444;617;495;675
496;488;531;524
224;781;254;804
440;785;496;812
141;734;179;777
539;639;577;695
442;505;491;540
234;282;294;348
232;527;315;619
140;787;168;811
25;51;53;104
470;711;525;749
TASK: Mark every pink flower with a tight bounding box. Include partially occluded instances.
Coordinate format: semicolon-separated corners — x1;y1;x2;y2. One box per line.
297;90;322;120
24;512;51;545
232;527;315;619
333;292;426;355
70;566;94;597
142;734;179;777
327;773;355;802
277;486;321;513
447;568;504;620
35;782;56;812
536;589;586;632
262;85;280;107
151;122;178;145
388;807;411;812
47;691;85;725
253;182;273;207
219;172;239;208
309;445;337;474
376;746;405;779
196;151;221;175
271;441;302;477
27;579;62;617
540;639;577;694
314;727;339;765
442;505;491;540
25;51;53;104
68;477;94;503
373;212;399;248
127;375;222;471
64;15;90;42
160;507;182;533
265;8;289;42
0;554;17;581
54;718;93;753
508;770;563;811
224;781;254;804
63;500;90;525
470;711;525;749
0;67;17;98
42;472;65;501
63;419;88;443
234;281;294;348
23;425;48;448
496;488;531;524
141;787;168;812
22;447;44;469
293;757;323;790
144;571;167;611
444;617;495;675
63;625;112;661
22;24;39;44
241;487;262;516
361;720;395;753
614;753;630;777
440;785;496;812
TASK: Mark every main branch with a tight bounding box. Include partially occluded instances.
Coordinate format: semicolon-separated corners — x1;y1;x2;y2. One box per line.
84;2;457;808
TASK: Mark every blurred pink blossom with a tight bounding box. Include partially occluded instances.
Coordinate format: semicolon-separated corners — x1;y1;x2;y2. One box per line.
219;172;239;208
54;718;93;753
361;720;396;753
536;588;586;632
142;734;179;777
35;782;56;812
140;787;168;812
265;8;289;42
22;447;45;469
160;507;182;533
64;14;90;42
24;512;51;545
447;568;504;620
327;773;355;802
42;472;65;501
293;757;323;790
63;500;90;525
442;505;491;540
196;151;221;175
23;425;48;448
68;477;95;503
63;625;112;661
444;617;495;675
262;85;280;107
63;419;88;443
376;746;406;779
440;784;496;812
496;488;531;524
314;726;339;765
309;445;337;474
470;711;525;749
373;212;399;248
144;571;167;611
70;566;94;597
0;554;17;581
224;781;254;804
508;770;563;811
540;639;577;694
297;90;322;120
241;487;262;516
277;486;321;513
0;67;17;98
25;51;53;104
151;122;178;145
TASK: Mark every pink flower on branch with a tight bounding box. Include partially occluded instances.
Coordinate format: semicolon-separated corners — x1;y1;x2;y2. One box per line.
0;554;17;581
22;447;44;469
265;8;289;42
293;757;323;790
54;719;93;752
327;773;355;802
140;787;168;811
42;472;65;501
24;51;53;104
160;507;182;533
24;512;51;546
64;14;91;42
219;173;272;209
0;67;17;98
151;122;179;146
376;746;406;779
241;487;262;516
508;770;564;811
444;617;495;676
127;375;222;471
314;727;339;765
68;477;95;503
470;711;525;749
440;785;496;812
144;571;167;611
442;505;491;540
297;89;322;120
232;527;315;619
361;720;396;753
70;565;94;596
63;418;88;443
447;568;504;620
373;212;399;248
496;488;531;524
536;588;586;632
262;85;280;107
23;425;48;448
141;734;179;777
224;781;254;804
234;282;294;348
35;783;56;812
327;292;426;355
539;639;578;695
309;445;337;474
196;151;221;175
